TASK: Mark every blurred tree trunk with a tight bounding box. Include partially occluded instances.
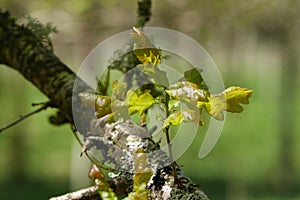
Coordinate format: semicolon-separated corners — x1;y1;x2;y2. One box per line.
10;128;26;181
277;33;298;194
254;1;299;192
5;78;25;181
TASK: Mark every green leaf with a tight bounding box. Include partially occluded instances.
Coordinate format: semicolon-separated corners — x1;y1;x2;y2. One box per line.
162;109;200;131
123;186;148;200
78;93;112;118
202;87;253;120
133;149;153;187
133;48;161;64
124;149;152;200
97;187;118;200
166;81;209;104
88;164;118;200
163;111;183;130
168;99;180;111
131;28;168;86
96;69;110;95
136;64;169;86
111;80;127;100
125;90;155;116
131;27;161;65
182;68;207;89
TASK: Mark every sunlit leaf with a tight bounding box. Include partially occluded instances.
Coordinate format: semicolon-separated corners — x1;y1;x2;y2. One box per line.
162;109;200;131
79;93;112;118
125;90;155;116
163;111;183;130
131;27;161;65
134;48;161;65
166;81;209;104
168;99;180;111
203;87;253;120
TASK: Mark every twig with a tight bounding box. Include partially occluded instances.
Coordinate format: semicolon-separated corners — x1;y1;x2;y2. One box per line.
135;0;152;28
49;185;99;200
165;126;178;183
0;102;50;134
70;127;117;172
32;102;48;106
163;93;178;183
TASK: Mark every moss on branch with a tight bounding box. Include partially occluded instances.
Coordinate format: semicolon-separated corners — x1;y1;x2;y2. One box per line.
0;10;93;130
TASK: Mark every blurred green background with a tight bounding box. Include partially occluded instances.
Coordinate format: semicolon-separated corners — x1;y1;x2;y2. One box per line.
1;0;300;199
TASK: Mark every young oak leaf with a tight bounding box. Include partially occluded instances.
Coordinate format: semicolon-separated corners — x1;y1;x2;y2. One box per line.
124;149;152;200
136;64;169;86
180;68;207;90
162;111;183;131
134;49;161;65
202;87;253;120
168;99;180;111
131;27;161;65
133;149;153;189
162;109;201;131
166;81;209;105
78;93;112;118
125;90;155;116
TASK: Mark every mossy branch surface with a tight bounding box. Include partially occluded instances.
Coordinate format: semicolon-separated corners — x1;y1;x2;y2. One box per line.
0;10;93;132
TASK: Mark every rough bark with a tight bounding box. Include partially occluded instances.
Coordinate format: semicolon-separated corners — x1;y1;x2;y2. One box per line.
0;10;94;132
0;8;209;200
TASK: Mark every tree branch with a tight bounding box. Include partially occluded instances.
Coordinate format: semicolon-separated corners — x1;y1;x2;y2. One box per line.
0;10;93;132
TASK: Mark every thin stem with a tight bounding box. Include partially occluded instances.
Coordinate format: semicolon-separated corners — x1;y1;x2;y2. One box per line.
164;92;178;183
135;0;152;28
0;102;50;134
164;126;178;182
70;126;116;172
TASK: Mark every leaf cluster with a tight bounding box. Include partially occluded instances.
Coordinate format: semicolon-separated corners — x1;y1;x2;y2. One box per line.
79;27;253;199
